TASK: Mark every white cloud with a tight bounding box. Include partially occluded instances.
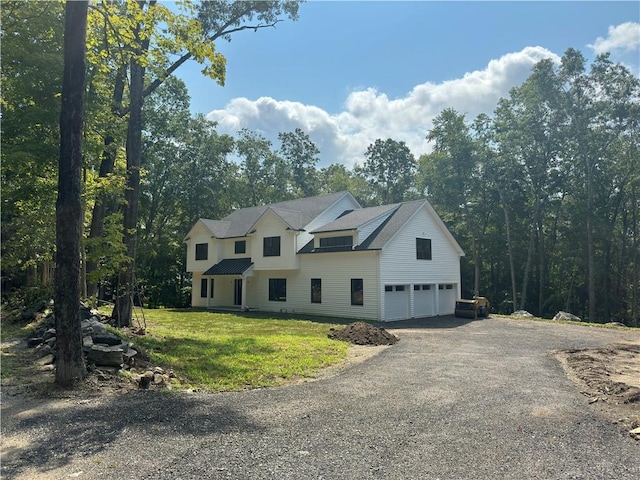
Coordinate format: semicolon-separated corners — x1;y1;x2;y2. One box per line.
207;46;560;168
588;22;640;55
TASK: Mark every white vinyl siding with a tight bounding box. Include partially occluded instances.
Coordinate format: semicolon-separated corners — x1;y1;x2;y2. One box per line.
252;251;379;320
380;207;460;289
250;210;299;270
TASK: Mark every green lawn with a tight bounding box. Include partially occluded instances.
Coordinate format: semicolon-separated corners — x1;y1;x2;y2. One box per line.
128;309;350;391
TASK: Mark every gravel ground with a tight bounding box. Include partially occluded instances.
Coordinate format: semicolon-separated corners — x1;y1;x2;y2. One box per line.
2;316;639;479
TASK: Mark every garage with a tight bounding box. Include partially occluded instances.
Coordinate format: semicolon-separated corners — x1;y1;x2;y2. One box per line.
384;285;410;321
437;283;457;315
413;284;436;318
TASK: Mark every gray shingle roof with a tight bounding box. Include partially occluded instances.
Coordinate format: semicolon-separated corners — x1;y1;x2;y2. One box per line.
357;200;427;250
311;203;400;233
203;258;253;275
199;191;352;238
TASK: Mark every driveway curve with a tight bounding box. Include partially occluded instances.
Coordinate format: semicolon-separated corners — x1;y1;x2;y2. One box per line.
2;316;639;479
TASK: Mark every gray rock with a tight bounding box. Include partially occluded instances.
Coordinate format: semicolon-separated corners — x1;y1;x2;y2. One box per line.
36;354;55;366
42;328;57;341
87;345;123;368
82;336;94;352
81;319;107;336
27;338;43;348
92;333;121;346
512;310;534;317
44;336;57;346
36;344;53;357
553;311;582;322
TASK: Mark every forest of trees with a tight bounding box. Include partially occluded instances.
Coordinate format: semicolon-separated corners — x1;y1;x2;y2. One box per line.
2;1;639;326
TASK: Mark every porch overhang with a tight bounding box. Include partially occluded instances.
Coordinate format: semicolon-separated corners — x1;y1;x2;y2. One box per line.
203;258;253;276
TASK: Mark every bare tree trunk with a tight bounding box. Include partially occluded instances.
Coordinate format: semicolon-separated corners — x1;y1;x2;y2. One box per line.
112;56;145;327
519;225;535;311
55;0;88;387
497;185;517;312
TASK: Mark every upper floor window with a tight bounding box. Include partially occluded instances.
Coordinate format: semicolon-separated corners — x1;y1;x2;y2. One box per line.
319;235;353;248
195;243;208;260
235;240;246;254
416;238;432;260
263;236;281;257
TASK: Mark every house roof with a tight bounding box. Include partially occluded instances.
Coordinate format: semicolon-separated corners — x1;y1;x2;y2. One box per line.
203;258;253;276
197;191;354;239
311;203;400;233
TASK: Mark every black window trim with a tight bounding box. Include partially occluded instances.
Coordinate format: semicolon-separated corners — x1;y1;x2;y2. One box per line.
311;278;322;303
416;237;432;260
195;242;208;261
234;240;246;254
263;236;281;257
269;278;287;302
351;278;364;306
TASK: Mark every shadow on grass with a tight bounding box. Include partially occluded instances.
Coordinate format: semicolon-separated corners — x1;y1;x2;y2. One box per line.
1;391;262;479
133;334;279;386
153;307;368;326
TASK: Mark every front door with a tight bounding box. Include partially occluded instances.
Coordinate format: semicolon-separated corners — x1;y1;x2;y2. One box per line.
234;279;242;306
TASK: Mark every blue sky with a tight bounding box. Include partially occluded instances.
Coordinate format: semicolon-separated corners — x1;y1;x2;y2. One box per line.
174;1;640;167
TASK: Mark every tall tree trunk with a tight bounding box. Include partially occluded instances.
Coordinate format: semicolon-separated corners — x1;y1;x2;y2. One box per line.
86;69;126;298
496;185;517;312
586;159;596;323
519;225;536;311
55;0;88;387
112;57;145;327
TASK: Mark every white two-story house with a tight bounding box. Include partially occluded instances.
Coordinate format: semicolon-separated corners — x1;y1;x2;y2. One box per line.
184;191;464;322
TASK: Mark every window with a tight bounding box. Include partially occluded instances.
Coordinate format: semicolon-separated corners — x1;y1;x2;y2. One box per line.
234;240;246;254
385;285;393;292
414;285;420;291
195;243;208;260
319;235;353;248
263;236;281;257
269;278;287;301
311;278;322;303
446;284;453;289
395;285;405;292
416;238;432;260
200;278;207;298
422;285;431;290
351;278;363;306
209;279;215;298
439;284;444;290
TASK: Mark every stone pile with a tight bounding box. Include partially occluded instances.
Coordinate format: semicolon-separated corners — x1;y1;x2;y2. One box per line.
27;304;140;372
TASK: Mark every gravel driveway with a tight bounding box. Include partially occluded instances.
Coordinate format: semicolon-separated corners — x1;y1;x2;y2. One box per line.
2;316;639;479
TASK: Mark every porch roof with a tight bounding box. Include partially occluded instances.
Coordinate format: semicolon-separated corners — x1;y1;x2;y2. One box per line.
203;258;253;276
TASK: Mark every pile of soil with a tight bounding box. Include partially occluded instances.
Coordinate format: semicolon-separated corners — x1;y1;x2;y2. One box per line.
328;322;398;346
556;340;640;438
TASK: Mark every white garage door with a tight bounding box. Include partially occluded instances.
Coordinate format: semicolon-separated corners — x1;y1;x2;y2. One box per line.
437;284;457;315
413;284;436;318
384;285;410;321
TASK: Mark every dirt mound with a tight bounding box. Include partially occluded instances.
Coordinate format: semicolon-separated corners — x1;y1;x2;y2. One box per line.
328;322;398;346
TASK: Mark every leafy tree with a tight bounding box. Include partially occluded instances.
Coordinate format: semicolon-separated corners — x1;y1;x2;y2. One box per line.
236;129;292;206
1;1;64;290
278;128;320;197
358;138;416;205
55;0;89;387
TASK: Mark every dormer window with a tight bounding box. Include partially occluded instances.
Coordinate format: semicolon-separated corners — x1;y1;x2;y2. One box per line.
319;235;353;248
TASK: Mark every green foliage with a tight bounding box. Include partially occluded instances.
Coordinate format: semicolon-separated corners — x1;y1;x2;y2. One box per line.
129;309;348;391
358;138;417;204
1;1;64;283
